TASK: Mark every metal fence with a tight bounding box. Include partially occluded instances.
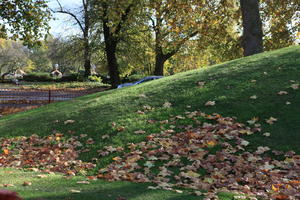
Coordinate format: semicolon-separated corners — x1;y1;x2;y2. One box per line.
0;88;101;107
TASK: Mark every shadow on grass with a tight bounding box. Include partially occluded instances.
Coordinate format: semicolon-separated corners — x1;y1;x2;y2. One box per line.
24;182;200;200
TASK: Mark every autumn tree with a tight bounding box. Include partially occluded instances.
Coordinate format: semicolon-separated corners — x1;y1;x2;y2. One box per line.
0;0;50;46
93;0;141;88
260;0;300;50
0;39;31;75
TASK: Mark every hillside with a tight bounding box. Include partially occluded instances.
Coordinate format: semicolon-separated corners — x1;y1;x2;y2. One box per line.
1;46;299;153
1;45;300;199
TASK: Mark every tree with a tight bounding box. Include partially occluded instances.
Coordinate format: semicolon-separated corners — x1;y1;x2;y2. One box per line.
0;39;31;75
240;0;263;56
52;0;93;76
0;0;50;46
94;0;140;88
261;0;300;50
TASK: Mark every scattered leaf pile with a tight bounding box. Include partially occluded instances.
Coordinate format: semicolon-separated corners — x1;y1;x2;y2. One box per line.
97;112;300;199
0;134;95;175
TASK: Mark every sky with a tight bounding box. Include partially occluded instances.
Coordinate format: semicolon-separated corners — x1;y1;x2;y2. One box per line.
48;0;82;36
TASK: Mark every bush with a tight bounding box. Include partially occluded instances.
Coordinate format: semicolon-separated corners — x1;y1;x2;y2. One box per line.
88;75;102;82
22;72;53;82
60;73;78;82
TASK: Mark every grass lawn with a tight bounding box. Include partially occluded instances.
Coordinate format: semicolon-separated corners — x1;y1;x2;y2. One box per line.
0;168;211;200
1;45;300;199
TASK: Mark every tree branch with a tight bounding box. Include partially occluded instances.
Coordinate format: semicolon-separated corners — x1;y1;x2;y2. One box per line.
51;0;85;34
115;3;134;36
164;31;198;60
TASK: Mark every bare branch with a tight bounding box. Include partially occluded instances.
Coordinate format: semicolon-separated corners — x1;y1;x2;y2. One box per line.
52;0;85;34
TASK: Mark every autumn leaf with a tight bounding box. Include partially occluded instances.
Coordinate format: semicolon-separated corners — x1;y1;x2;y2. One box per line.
205;101;215;106
70;189;81;193
247;117;259;125
266;117;278;124
36;174;48;178
263;132;271;137
163;102;172;108
290;84;299;90
22;181;32;186
3;148;9;155
76;181;90;184
277;91;288;95
64;120;75;124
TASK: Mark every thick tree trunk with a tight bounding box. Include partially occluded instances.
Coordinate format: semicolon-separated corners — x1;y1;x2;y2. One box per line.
106;42;121;88
240;0;263;56
103;21;121;88
154;53;166;76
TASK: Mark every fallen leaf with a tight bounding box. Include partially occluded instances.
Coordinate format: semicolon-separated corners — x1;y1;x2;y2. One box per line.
76;181;90;184
163;102;172;108
3;149;9;155
266;117;278;124
263;132;271;137
102;134;110;139
70;189;81;193
2;183;15;187
277;91;288;95
205;101;215;106
290;84;299;90
36;174;48;178
23;181;32;186
64;120;75;124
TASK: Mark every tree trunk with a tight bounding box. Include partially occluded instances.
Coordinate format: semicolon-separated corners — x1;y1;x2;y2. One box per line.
103;21;121;88
106;42;121;88
240;0;263;56
83;39;91;77
154;53;166;76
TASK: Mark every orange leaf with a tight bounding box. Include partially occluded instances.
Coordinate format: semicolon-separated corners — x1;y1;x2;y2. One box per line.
3;149;9;155
274;194;289;200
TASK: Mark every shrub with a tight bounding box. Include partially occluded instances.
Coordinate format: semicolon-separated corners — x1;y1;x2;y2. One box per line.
88;75;102;82
60;73;78;82
22;72;53;82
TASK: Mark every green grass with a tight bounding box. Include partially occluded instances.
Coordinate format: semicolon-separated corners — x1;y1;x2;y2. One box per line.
1;45;300;199
0;168;200;200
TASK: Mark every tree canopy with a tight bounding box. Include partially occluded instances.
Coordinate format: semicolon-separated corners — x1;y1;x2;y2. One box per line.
0;0;51;46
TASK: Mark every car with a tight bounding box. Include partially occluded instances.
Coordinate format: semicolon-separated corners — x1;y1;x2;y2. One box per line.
117;76;163;88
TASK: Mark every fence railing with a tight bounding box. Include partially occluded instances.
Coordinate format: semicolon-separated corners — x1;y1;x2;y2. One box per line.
0;88;103;107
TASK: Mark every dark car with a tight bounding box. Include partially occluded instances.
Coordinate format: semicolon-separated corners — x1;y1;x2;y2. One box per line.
117;76;163;88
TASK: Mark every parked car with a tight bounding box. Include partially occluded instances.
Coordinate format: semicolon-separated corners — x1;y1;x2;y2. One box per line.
117;76;163;88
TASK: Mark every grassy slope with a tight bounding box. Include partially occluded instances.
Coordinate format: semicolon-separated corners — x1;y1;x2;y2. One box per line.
1;46;300;199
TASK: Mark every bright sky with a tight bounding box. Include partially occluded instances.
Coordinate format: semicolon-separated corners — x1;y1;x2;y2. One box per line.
48;0;82;36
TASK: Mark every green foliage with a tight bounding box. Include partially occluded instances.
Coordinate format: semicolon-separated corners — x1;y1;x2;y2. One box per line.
0;0;51;47
88;75;102;82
